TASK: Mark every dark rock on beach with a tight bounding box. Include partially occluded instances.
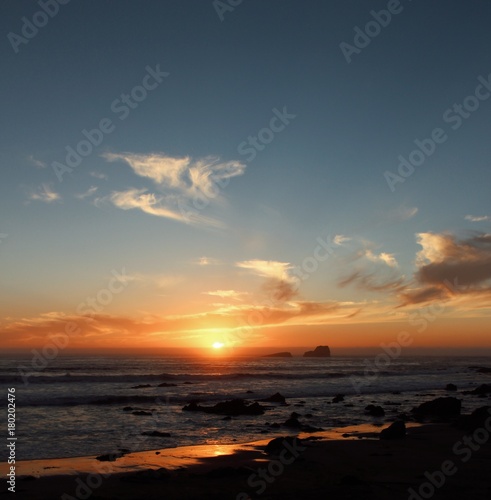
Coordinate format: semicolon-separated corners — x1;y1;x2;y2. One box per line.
132;410;153;416
380;421;406;440
365;405;385;417
182;399;265;416
463;384;491;396
411;397;461;417
332;394;345;403
303;345;331;357
456;406;491;432
445;383;458;391
264;436;303;455
260;392;286;404
96;452;124;462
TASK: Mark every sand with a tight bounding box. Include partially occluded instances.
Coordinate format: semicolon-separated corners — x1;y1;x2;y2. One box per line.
2;423;490;500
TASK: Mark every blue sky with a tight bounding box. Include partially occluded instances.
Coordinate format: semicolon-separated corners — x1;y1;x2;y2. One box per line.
1;0;491;351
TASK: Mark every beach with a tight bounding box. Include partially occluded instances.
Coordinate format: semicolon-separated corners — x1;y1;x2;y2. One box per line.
2;422;491;499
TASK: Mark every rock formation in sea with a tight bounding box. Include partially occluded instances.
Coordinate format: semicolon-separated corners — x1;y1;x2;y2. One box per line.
303;346;331;357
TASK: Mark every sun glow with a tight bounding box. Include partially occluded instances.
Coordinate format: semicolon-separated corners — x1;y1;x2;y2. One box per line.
212;342;224;349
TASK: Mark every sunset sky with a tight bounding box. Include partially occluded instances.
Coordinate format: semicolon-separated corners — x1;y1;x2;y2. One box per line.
1;1;490;353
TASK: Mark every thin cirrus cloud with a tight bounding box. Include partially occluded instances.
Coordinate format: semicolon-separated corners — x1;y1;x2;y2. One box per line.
100;152;246;227
75;186;98;200
465;215;490;222
28;183;61;203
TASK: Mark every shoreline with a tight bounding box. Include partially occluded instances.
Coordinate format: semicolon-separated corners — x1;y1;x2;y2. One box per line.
3;422;491;499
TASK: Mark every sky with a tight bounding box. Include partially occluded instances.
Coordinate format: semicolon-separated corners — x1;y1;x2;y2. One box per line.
1;0;491;354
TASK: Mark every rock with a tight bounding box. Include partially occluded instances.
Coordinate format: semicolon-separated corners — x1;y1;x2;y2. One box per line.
141;431;171;437
183;381;193;385
131;384;152;389
380;421;406;440
158;382;177;387
123;406;134;411
260;392;286;404
246;390;254;394
290;411;302;419
96;452;123;462
463;384;491;396
132;410;152;416
182;399;265;416
303;346;331;357
222;416;232;421
332;394;345;403
365;405;385;417
476;367;491;374
283;416;302;428
445;384;458;391
264;436;303;455
411;397;461;417
456;406;491;431
263;352;293;357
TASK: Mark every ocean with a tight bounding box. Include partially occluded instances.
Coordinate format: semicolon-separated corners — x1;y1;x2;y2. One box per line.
1;355;490;461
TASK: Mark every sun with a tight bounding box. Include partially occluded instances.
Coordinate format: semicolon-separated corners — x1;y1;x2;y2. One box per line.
212;342;224;349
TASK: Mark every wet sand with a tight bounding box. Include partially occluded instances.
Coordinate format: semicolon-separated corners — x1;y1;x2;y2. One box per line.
2;423;490;500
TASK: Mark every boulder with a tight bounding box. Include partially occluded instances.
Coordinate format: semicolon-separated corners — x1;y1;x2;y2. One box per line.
264;436;303;455
260;392;286;404
456;406;491;431
132;410;152;416
182;399;265;416
365;405;385;417
445;384;457;391
303;346;331;357
463;384;491;396
411;397;461;417
332;394;345;403
380;421;406;440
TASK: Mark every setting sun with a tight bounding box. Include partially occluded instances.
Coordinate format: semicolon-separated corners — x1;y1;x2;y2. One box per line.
212;342;224;349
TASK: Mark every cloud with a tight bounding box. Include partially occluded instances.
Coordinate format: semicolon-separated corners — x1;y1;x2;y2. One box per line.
28;183;61;203
90;171;108;180
196;256;221;266
101;152;246;227
236;259;298;302
236;260;293;281
465;215;490;222
400;232;491;306
75;186;98;200
334;234;351;245
128;272;183;289
365;250;398;268
27;155;46;168
204;290;247;300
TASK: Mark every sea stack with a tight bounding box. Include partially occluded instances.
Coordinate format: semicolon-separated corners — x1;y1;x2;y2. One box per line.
303;346;331;357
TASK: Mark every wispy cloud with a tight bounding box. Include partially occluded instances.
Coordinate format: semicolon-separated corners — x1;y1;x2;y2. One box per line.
27;155;46;168
196;256;221;266
236;259;298;301
365;249;399;268
75;186;98;200
334;234;351;245
465;215;490;222
101;152;246;227
28;183;61;203
204;290;247;300
90;171;108;180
